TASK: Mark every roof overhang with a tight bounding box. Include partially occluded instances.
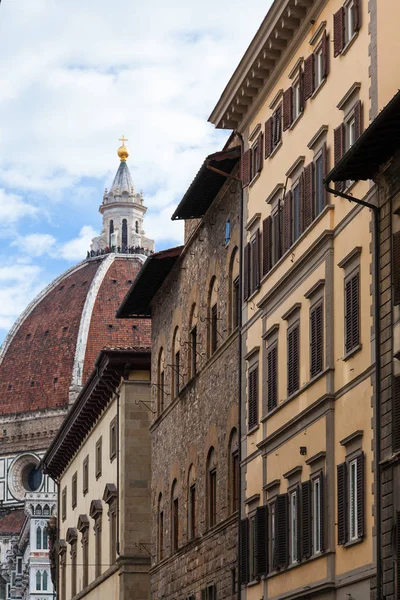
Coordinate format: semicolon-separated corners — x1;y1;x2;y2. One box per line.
209;0;318;130
42;348;150;479
171;146;241;221
325;90;400;183
116;246;184;319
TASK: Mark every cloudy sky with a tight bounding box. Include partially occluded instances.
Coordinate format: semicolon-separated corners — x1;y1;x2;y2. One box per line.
0;0;271;342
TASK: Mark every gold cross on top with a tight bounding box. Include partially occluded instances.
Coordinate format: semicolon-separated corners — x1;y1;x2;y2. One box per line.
119;135;128;145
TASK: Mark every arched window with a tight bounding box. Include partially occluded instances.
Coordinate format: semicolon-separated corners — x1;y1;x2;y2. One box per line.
43;504;50;516
206;448;217;528
188;304;198;379
122;219;128;248
36;571;41;591
187;465;196;540
208;278;219;356
157;494;164;561
135;221;139;234
109;220;114;247
228;247;240;333
157;348;165;415
35;505;42;516
43;526;48;549
42;570;48;591
171;480;179;552
36;526;42;550
228;429;239;513
172;327;181;398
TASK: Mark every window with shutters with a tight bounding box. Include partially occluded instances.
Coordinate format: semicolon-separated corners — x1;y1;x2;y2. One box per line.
267;343;278;412
157;347;165;414
270;502;276;571
271;207;283;266
250;135;263;181
292;74;303;123
349;459;358;540
275;494;289;569
83;455;89;496
312;475;323;554
290;490;299;563
62;486;67;521
344;271;360;354
393;231;400;306
272;105;282;151
334;0;360;57
310;301;324;378
392;376;400;452
292;181;302;243
337;453;364;545
345;0;358;44
249;230;260;294
232;277;240;331
110;416;117;461
287;323;300;396
249;515;256;581
95;436;102;479
248;365;259;430
72;472;77;509
314;146;327;216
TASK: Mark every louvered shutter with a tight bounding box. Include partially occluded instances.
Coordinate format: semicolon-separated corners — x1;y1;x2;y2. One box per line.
248;366;258;430
396;511;400;599
392;377;400;451
267;345;277;412
356;453;364;539
262;217;272;277
296;485;302;562
333;8;345;57
275;494;288;568
283;192;292;252
240;519;249;584
310;302;323;378
319;473;325;552
288;324;300;396
299;171;305;235
243;243;250;301
354;100;363;141
273;106;282;147
254;506;268;577
301;480;312;558
303;163;314;229
256;132;264;173
322;143;328;206
334;124;346;192
265;118;273;158
337;462;347;545
345;273;360;353
353;0;361;31
241;149;251;188
299;69;305;112
321;31;329;78
253;230;260;291
283;88;293;131
304;54;315;101
394;232;400;305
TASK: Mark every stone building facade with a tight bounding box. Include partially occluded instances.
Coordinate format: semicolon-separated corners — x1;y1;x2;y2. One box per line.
118;145;241;599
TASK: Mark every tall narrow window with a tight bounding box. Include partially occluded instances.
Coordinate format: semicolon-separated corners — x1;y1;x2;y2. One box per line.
61;487;67;521
72;472;77;509
313;476;322;554
122;218;128;248
78;517;89;589
189;484;196;540
267;344;278;412
249;515;256;580
314;152;325;215
36;571;41;591
43;526;48;550
171;481;179;552
337;453;364;545
292;183;301;242
90;501;103;579
190;326;197;378
287;324;300;396
135;221;139;234
248;364;259;429
349;459;358;540
36;526;42;550
109;501;117;565
158;494;164;561
290;490;299;564
233;277;240;330
42;571;48;591
208;278;219;355
225;219;231;245
110;417;117;461
175;351;180;397
109;220;114;247
345;272;360;353
229;429;239;513
158;348;165;414
310;302;324;378
211;304;218;354
207;448;217;528
95;437;102;479
83;456;89;495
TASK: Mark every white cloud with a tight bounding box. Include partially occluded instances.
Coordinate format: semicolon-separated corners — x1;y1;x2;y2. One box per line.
11;233;56;257
0;189;38;226
59;225;98;261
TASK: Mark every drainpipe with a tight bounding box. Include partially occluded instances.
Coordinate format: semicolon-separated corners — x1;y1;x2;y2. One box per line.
324;179;382;600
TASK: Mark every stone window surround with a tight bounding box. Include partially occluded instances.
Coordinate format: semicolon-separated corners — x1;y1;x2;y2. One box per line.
305;279;325;379
338;247;362;360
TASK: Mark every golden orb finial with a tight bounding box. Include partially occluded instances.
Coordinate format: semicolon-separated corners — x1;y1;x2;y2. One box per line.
117;135;129;161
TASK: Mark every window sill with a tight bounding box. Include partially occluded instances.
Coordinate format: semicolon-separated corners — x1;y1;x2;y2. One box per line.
289;110;304;131
246;285;260;304
343;344;362;361
247;424;260;436
310;76;327;100
267;549;329;579
340;31;359;57
344;536;363;548
249;171;261;188
246;579;260;588
269;140;282;160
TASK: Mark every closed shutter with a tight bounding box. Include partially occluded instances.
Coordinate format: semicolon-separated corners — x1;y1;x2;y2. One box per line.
353;0;361;31
262;217;272;277
288;324;300;396
396;511;400;600
254;506;268;577
240;519;249;585
334;124;346;192
356;452;364;539
321;31;329;78
299;171;305;235
243;243;250;301
394;232;400;305
303;163;314;229
296;484;302;562
301;480;312;558
265;118;273;158
283;192;292;252
256;132;264;173
322;143;328;206
241;149;251;188
354;100;363;141
273;106;282;147
319;473;325;552
283;87;293;131
304;54;315;101
310;302;323;378
253;230;260;291
333;8;345;57
267;345;278;412
345;273;360;353
275;494;288;568
393;377;400;451
337;462;347;545
248;366;259;430
299;69;305;113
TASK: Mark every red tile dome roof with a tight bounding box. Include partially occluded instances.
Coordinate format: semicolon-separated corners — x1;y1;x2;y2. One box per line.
0;254;150;415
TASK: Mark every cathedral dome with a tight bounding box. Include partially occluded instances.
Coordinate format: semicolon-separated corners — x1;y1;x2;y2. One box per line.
0;253;150;415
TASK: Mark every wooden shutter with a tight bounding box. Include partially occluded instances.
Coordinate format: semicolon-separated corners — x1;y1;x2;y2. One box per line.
303;163;314;229
248;366;259;430
321;31;329;78
267;345;277;412
243;243;250;301
319;473;325;552
241;149;251;188
256;132;264;173
254;506;268;577
337;462;347;545
301;480;312;558
322;143;328;206
253;230;260;292
345;273;360;353
283;192;292;252
299;69;305;113
262;217;272;277
303;54;315;101
299;171;305;235
240;519;249;585
334;124;346;192
333;8;345;57
265;118;273;158
310;302;323;378
354;100;363;141
275;494;288;568
288;324;300;396
297;485;302;561
392;377;400;451
283;88;293;131
273;105;282;147
353;0;361;31
356;452;364;539
394;232;400;305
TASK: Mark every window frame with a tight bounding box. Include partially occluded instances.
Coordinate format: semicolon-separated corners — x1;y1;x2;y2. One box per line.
110;416;117;462
314;42;324;90
314;149;325;217
287;321;300;397
344;269;360;355
61;487;67;521
83;455;89;496
209;468;217;528
95;437;102;479
291;180;302;243
290;489;299;564
312;474;323;554
72;472;77;509
344;0;356;44
348;458;358;541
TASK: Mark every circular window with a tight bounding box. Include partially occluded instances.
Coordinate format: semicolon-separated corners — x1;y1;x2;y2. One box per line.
8;454;43;501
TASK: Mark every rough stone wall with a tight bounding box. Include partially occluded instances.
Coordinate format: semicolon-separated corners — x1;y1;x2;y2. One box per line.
150;174;240;600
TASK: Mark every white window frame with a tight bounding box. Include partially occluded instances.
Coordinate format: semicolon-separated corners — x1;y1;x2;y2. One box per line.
349;458;358;540
347;115;356;150
312;477;322;554
345;0;356;44
314;44;324;89
292;78;301;122
290;490;298;563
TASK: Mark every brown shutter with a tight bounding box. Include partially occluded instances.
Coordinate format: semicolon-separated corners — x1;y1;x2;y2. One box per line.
288;324;300;396
333;8;345;57
319;473;325;552
301;480;312;558
303;54;315;101
356;452;364;539
337;462;347;545
334;124;346;192
354;100;363;141
322;143;328;206
267;345;277;412
283;192;292;252
299;171;305;235
253;230;260;291
321;31;329;78
274;105;282;147
243;243;250;301
310;302;323;378
256;132;264;173
254;506;268;577
262;217;272;277
392;377;400;451
353;0;361;31
394;232;400;305
248;366;258;430
303;163;314;229
241;149;251;188
240;519;249;584
275;494;288;568
283;87;293;131
299;69;305;113
265;118;273;158
345;273;360;353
